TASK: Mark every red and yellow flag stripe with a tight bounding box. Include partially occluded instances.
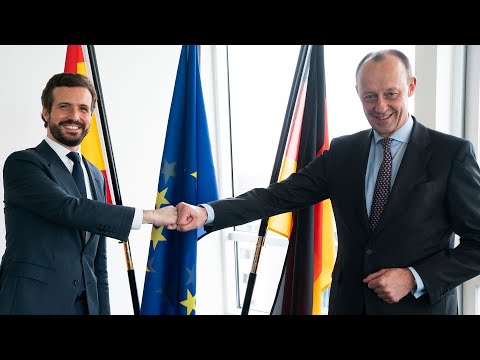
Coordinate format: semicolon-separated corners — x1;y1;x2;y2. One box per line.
312;101;334;315
64;45;113;204
267;83;307;238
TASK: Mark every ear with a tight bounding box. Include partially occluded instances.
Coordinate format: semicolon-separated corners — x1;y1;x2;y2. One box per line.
408;76;417;97
41;107;49;122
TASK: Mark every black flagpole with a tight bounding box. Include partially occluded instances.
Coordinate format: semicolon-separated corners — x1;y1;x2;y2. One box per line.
241;45;310;315
86;45;141;315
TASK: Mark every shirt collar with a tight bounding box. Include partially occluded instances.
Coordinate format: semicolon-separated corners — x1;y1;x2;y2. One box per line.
372;114;414;144
44;136;81;159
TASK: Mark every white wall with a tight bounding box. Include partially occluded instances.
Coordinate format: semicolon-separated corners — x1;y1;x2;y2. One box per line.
0;45;225;315
2;45;469;315
414;45;466;137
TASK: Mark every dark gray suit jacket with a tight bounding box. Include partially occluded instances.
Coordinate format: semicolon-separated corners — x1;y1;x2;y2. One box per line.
0;140;135;315
205;118;480;314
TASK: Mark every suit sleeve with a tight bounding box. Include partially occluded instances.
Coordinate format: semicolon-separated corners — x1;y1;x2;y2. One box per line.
3;150;135;241
414;140;480;303
206;151;331;232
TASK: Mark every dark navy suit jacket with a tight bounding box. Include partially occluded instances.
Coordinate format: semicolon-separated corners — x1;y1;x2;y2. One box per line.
0;140;135;315
205;118;480;314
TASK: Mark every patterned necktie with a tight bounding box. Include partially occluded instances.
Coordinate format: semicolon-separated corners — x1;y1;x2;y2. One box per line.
67;152;87;198
370;137;392;230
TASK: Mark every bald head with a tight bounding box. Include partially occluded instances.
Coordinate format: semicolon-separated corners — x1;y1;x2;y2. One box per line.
356;49;413;85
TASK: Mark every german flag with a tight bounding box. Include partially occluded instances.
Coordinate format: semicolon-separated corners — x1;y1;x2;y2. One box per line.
270;45;335;315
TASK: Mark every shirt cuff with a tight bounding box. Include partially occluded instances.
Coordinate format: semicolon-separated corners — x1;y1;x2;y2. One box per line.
199;203;214;225
131;208;143;230
409;266;426;298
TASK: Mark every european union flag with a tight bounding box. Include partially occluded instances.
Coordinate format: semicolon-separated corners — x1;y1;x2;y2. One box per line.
140;45;219;315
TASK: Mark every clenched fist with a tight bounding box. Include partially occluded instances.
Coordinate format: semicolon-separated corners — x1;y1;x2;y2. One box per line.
143;205;178;230
176;202;208;232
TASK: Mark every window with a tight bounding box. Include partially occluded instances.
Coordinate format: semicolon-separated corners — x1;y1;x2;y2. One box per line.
219;45;415;314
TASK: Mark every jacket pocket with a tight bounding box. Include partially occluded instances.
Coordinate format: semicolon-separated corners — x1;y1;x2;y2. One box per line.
8;262;55;284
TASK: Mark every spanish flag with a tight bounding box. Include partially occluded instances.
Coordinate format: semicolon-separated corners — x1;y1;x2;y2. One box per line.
270;45;335;315
64;45;114;204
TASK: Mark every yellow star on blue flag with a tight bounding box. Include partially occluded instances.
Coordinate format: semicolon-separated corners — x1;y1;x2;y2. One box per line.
140;45;219;315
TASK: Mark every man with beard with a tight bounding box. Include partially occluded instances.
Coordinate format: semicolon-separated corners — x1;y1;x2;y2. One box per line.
0;73;177;315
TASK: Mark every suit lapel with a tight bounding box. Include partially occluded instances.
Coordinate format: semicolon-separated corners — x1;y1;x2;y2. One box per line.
36;140;81;198
350;130;374;231
82;157;103;201
81;157;105;249
375;119;432;232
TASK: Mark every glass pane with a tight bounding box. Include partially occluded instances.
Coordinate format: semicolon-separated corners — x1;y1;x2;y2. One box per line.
228;45;301;233
236;240;287;313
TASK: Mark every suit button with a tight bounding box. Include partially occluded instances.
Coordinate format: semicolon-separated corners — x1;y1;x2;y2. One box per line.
365;249;373;255
74;280;80;286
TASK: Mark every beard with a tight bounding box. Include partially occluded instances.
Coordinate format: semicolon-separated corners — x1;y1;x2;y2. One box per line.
49;120;90;147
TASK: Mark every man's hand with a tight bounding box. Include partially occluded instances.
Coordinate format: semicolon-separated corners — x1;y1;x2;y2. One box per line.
176;202;208;232
363;268;416;304
143;206;178;230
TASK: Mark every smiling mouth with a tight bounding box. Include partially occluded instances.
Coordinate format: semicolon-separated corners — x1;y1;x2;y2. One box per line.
376;113;392;120
62;124;83;131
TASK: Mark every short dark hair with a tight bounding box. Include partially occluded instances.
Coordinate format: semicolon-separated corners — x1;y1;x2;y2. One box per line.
355;49;413;82
41;72;97;127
